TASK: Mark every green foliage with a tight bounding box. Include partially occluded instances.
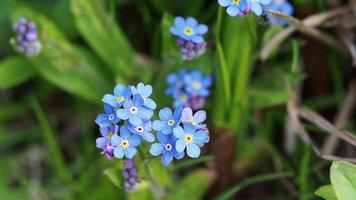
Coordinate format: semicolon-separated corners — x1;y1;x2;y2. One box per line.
315;185;337;200
0;56;35;89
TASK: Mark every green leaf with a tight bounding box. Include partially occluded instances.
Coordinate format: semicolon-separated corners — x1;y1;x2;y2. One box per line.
11;4;111;103
0;56;35;89
70;0;134;78
168;169;216;200
103;165;124;189
330;161;356;200
315;185;337;200
127;181;154;200
248;88;293;108
160;13;178;65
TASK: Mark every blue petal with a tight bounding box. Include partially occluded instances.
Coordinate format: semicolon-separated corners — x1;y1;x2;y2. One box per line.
124;147;137;159
174;16;185;27
159;107;172;120
111;134;122;146
141;132;155;142
95;114;110;127
227;5;240;16
96;137;108;148
161;126;173;135
114;146;124;158
120;125;132;139
173;126;185;138
181;107;193;122
194;130;208;145
104;103;115;114
116;109;130;120
149;143;164;156
139;107;154;119
251;2;263;16
99;126;111;136
183;123;196;134
260;0;271;5
133;94;144;107
191;35;204;43
102;94;117;107
128;135;141;146
162;153;173;166
202;76;213;87
175;139;186;152
173;106;183;120
187;143;201;158
152;120;166;131
193;110;206;124
157;132;169;144
138;83;152;97
113;84;126;96
218;0;232;7
170;27;179;36
129;115;143;126
144;98;156;110
186;17;197;27
194;24;208;35
172;149;185;159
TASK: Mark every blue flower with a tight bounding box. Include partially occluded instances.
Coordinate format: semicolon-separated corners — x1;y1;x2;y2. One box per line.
173;92;189;108
170;16;208;43
173;124;208;158
249;0;272;16
130;83;157;110
184;70;212;97
102;84;132;108
112;125;141;159
116;94;154;126
181;107;207;129
267;0;293;26
95;103;120;127
96;125;119;149
128;121;155;142
165;70;188;96
218;0;249;16
152;107;183;135
149;133;184;166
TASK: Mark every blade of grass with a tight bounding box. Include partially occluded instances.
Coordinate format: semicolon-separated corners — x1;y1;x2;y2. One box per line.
214;172;293;200
298;145;311;200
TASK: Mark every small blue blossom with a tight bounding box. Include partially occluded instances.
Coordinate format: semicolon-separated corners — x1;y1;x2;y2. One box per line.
116;94;154;126
184;70;212;97
95;103;120;127
112;125;141;159
96;125;119;149
181;107;207;129
173;124;208;158
102;84;132;108
130;83;157;110
149;133;184;166
166;70;188;96
172;92;190;109
128;121;155;142
170;16;208;43
152;107;183;135
218;0;250;17
249;0;272;16
266;0;293;26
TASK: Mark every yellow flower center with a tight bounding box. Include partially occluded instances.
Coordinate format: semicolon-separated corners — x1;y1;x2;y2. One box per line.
184;134;193;144
108;133;114;139
121;139;129;148
192;81;202;89
232;0;241;4
168;119;175;126
187;118;195;124
184;27;193;36
116;96;124;103
180;94;187;101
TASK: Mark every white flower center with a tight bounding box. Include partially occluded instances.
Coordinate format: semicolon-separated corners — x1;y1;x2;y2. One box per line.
165;144;172;151
129;106;138;114
135;126;144;133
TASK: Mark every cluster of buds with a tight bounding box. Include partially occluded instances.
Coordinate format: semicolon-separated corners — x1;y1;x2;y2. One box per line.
176;38;207;61
122;160;138;192
12;17;41;57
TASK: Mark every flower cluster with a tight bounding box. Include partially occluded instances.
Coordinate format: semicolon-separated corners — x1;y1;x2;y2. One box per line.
170;17;208;60
150;107;209;166
266;0;293;26
12;17;41;57
122;160;138;192
218;0;271;17
166;70;212;110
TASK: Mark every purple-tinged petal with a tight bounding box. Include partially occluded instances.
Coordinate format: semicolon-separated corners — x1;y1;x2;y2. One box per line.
193;110;206;124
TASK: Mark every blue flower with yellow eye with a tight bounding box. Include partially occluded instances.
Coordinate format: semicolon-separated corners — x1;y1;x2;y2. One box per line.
102;84;132;108
170;16;208;43
96;125;119;149
149;133;184;166
173;124;208;158
266;0;293;26
95;103;120;127
128;121;155;142
184;70;212;97
152;107;183;135
112;125;141;159
130;83;157;110
249;0;271;16
116;94;154;126
218;0;249;16
181;107;207;129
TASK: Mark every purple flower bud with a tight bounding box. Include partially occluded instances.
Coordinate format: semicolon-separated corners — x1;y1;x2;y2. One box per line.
122;159;138;192
27;21;36;30
176;37;186;45
12;17;41;57
26;31;37;41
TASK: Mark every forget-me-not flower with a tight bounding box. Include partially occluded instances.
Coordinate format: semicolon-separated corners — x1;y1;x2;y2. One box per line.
152;107;183;135
102;84;132;108
218;0;249;17
249;0;272;16
128;121;155;142
96;125;119;149
95;103;120;127
130;83;157;110
173;124;208;158
267;0;293;26
170;16;208;43
116;94;154;126
184;70;212;97
112;125;141;159
149;133;184;166
166;70;188;96
181;107;207;129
